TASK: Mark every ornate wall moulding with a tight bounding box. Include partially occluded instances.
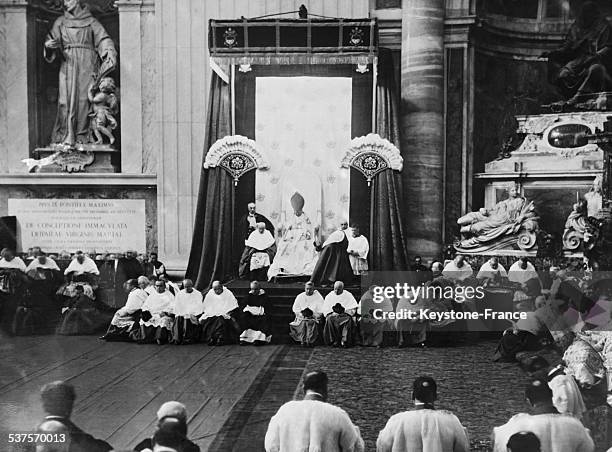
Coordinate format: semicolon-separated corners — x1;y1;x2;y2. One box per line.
340;133;402;186
204;135;269;185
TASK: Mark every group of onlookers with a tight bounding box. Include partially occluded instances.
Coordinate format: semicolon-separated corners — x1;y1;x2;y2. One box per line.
27;371;600;452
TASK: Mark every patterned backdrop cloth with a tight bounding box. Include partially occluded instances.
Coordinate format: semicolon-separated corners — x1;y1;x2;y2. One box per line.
255;77;352;240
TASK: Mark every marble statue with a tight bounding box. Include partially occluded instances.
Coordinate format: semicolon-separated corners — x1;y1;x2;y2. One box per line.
88;77;118;145
543;1;612;106
585;174;604;217
44;0;117;146
455;183;539;253
563;200;589;250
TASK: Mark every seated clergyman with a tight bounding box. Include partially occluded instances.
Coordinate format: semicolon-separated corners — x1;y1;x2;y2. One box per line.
58;250;100;301
289;281;324;347
442;255;473;282
476;257;508;284
238;280;272;345
171;279;204;345
102;277;149;341
322;281;358;347
133;279;175;344
239;222;277;281
56;285;113;335
358;285;394;347
377;376;470;452
199;281;240;346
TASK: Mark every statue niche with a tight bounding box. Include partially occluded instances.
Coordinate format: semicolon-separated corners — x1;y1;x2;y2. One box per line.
454;183;539;253
542;1;612;109
28;0;119;173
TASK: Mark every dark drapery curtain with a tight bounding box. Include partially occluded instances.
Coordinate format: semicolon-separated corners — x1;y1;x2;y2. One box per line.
186;72;235;290
370;49;410;270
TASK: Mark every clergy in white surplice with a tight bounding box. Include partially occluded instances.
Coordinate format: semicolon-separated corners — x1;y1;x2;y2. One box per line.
171;279;203;344
199;281;240;346
347;225;369;276
322;281;358;347
239;223;277;281
441;255;473;282
0;248;27;272
265;371;364;452
289;281;325;347
135;280;175;344
476;257;507;282
377;377;469;452
492;379;594;452
102;277;149;341
508;257;540;285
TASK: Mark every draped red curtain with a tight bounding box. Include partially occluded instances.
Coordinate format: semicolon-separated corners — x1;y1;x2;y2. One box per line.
186;72;235;290
370;49;410;270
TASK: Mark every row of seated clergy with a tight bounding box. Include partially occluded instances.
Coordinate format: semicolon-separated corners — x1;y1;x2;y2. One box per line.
101;279;271;346
290;280;358;347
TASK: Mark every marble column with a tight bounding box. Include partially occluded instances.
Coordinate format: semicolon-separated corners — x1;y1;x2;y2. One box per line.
0;0;34;174
400;0;445;258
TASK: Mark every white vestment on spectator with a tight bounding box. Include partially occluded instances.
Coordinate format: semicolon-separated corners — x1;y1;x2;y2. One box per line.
347;235;369;275
0;257;27;272
264;399;364;452
25;258;60;272
174;289;204;317
507;261;539;284
200;288;238;319
376;409;470;452
492;413;594;452
112;287;148;327
140;290;174;329
291;291;325;318
322;290;358;316
442;261;473;281
64;256;100;275
549;374;587;419
476;260;507;280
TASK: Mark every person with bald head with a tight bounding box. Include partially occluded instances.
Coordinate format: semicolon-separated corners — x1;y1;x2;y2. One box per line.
101;277;149;341
322;281;358;347
377;376;469;452
290;281;325;347
239;202;274;243
134;401;200;452
265;371;364;452
133;279;175;344
239;222;277;281
199;281;240;345
36;380;112;452
171;279;203;344
238;280;272;345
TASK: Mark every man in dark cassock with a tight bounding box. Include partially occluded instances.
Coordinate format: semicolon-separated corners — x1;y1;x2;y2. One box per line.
35;381;113;452
239;202;275;242
115;250;144;305
56;285;114;335
199;281;241;346
238;222;277;281
144;252;167;278
543;1;612;104
238;280;272;345
310;226;354;287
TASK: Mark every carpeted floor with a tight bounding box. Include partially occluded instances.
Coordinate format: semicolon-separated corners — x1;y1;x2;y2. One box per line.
302;340;529;451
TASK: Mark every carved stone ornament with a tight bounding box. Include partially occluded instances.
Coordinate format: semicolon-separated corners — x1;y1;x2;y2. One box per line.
223;28;238;48
454;184;540;254
349;27;364;46
22;150;95;173
340;133;403;186
204;135;269;185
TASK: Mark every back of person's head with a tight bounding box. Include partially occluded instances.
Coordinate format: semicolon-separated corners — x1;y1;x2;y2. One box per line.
412;376;437;404
507;431;541;452
303;371;328;399
152;417;186;450
525;379;553;406
40;381;75;418
157;401;188;432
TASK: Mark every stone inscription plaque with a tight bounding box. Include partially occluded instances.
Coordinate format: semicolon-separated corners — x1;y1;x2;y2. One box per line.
8;198;146;253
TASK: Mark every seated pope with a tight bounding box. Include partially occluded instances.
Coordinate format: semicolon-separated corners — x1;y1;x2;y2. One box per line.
239;222;277;281
268;192;319;278
543;1;612;105
199;281;241;346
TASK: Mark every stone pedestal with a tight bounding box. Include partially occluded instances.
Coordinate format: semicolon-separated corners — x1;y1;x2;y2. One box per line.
32;146;119;173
